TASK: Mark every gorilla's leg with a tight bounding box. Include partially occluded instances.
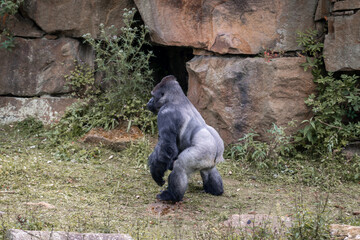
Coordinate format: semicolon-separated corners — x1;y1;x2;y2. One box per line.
200;167;223;196
157;164;188;202
157;144;216;202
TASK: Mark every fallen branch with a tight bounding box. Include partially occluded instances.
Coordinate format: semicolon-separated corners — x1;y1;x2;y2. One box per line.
318;119;343;130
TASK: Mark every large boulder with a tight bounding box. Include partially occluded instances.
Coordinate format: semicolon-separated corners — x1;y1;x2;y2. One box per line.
0;37;92;96
0;97;77;124
186;56;315;144
134;0;317;54
324;10;360;72
22;0;135;38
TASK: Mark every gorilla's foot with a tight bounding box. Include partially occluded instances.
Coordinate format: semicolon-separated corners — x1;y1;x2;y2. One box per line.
204;184;224;196
156;190;181;202
201;167;224;196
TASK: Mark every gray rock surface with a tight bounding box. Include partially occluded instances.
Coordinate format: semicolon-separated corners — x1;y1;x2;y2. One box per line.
0;97;77;124
324;11;360;72
6;229;133;240
187;56;315;144
0;37;92;96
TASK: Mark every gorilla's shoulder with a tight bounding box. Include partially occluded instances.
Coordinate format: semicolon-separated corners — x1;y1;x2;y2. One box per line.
158;103;187;116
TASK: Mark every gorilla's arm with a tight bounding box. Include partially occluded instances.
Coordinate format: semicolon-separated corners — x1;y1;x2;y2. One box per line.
148;110;179;186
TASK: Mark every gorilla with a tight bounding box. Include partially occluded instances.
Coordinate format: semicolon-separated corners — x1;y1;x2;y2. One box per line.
147;75;224;202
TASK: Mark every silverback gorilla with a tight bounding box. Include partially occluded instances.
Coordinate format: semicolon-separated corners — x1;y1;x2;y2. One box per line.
147;75;224;202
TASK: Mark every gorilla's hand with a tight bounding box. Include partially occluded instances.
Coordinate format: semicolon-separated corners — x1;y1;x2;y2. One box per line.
148;152;166;186
150;167;166;186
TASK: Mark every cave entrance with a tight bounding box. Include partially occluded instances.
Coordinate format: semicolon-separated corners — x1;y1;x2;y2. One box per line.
133;11;194;94
150;45;194;94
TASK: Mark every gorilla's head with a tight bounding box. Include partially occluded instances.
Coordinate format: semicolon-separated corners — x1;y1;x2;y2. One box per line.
147;75;185;114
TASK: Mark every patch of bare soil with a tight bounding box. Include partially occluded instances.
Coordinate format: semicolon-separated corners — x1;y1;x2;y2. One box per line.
81;124;144;151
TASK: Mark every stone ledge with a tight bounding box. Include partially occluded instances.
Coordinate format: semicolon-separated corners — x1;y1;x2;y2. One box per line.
0;97;77;125
6;229;133;240
333;0;360;12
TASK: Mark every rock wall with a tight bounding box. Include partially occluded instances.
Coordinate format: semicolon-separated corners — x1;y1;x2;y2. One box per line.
187;56;315;143
1;0;359;143
0;0;135;124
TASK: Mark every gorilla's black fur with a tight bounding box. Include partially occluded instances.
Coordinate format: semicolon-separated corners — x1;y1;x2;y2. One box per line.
147;75;224;202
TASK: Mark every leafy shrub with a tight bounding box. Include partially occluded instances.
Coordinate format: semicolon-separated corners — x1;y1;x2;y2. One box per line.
82;8;154;113
296;30;360;154
53;8;156;140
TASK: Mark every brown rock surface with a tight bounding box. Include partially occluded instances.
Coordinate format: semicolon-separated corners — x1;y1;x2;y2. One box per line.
315;0;331;21
22;0;135;38
0;97;77;124
134;0;317;54
0;13;44;38
324;11;360;72
0;37;91;96
187;56;315;144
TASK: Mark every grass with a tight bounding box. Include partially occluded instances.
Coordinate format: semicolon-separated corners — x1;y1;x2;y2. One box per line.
0;122;360;239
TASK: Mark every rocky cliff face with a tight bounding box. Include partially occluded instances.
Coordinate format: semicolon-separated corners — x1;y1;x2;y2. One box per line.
0;0;359;143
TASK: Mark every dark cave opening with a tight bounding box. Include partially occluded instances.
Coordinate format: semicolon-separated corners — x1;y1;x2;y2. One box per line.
133;11;194;94
150;45;194;94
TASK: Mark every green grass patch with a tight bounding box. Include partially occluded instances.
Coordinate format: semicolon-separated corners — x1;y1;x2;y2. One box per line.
0;123;359;239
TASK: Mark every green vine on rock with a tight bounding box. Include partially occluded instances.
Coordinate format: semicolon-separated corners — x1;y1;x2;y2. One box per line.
0;0;23;51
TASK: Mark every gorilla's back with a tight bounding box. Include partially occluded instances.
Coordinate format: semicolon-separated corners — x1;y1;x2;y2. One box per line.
177;100;225;163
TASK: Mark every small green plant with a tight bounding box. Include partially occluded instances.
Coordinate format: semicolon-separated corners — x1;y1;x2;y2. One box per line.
0;0;23;51
0;0;23;16
0;29;15;51
288;194;331;240
260;49;283;62
229;123;294;169
53;142;101;163
14;117;44;136
65;60;99;99
296;29;324;78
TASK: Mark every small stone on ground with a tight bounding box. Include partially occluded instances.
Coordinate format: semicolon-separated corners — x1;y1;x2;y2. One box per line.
6;229;133;240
